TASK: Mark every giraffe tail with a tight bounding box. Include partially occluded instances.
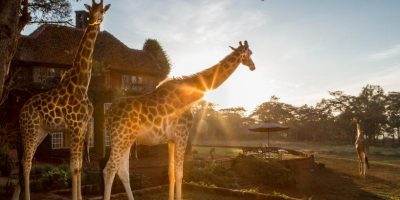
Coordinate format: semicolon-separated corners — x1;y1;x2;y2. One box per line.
84;140;90;164
133;141;139;160
365;156;369;169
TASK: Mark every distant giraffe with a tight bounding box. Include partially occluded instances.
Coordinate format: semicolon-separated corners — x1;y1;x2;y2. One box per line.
102;41;255;200
353;118;369;176
14;1;110;200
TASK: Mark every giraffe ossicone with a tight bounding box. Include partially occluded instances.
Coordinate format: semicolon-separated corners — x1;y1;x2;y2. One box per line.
102;41;255;200
14;1;110;200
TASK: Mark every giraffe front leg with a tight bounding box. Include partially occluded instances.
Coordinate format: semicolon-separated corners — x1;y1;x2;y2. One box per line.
168;143;175;200
103;150;122;200
77;141;84;200
174;142;187;200
70;135;84;200
357;151;363;175
70;152;79;200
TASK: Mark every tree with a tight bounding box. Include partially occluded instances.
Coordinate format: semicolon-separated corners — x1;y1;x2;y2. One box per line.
250;96;295;124
218;107;248;139
386;92;400;144
319;91;358;142
0;0;73;106
143;39;171;80
356;85;387;144
190;100;218;141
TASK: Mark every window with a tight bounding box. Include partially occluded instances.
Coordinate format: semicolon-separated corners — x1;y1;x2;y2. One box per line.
121;75;144;92
104;103;112;147
51;132;64;149
104;72;111;89
33;67;64;85
104;103;112;113
87;117;94;147
105;132;111;147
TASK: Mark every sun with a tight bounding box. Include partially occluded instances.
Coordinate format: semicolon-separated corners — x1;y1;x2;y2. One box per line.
203;91;215;102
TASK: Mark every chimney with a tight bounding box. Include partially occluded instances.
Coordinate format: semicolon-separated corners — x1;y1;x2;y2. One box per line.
75;10;89;29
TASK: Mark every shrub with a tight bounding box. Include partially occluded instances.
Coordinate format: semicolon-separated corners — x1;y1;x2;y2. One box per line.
231;154;295;187
41;165;71;190
31;164;53;176
184;160;239;188
185;155;295;189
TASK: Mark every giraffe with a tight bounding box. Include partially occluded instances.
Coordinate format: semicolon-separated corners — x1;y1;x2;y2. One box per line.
14;1;110;200
353;118;369;177
103;41;255;200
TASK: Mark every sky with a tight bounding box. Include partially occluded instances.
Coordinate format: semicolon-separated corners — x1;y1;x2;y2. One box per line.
24;0;400;113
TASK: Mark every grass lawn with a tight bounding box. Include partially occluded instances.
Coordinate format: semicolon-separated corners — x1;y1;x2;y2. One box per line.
192;141;400;200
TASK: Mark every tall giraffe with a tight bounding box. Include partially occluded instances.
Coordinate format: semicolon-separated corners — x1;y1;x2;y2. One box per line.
354;118;369;177
15;1;110;200
103;41;255;200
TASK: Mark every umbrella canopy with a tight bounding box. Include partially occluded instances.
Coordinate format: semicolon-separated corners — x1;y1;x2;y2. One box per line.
248;121;289;132
248;121;289;148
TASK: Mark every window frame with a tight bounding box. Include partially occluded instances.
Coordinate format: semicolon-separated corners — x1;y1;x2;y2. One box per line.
51;132;64;149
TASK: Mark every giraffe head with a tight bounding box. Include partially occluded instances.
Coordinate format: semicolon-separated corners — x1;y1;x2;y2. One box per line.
230;41;255;71
84;0;111;25
352;117;361;124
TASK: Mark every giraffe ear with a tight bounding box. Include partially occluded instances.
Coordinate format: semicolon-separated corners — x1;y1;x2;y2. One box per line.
84;4;91;11
104;4;111;12
229;46;236;51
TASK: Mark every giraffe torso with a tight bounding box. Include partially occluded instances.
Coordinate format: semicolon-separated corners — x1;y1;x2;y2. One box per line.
355;138;368;151
106;86;195;147
19;86;93;135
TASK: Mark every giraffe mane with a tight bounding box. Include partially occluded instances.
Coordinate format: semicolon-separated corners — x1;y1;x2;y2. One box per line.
157;49;239;87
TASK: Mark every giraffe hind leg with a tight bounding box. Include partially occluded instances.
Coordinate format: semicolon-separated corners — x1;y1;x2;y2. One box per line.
117;146;134;200
21;126;47;200
174;143;187;200
365;155;370;169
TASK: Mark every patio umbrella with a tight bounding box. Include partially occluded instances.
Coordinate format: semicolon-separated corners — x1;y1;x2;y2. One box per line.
248;121;289;147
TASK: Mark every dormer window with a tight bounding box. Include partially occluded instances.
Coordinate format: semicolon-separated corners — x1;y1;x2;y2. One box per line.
33;67;64;85
121;75;144;92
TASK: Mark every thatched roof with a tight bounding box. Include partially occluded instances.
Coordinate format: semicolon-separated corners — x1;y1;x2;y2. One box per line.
14;24;168;77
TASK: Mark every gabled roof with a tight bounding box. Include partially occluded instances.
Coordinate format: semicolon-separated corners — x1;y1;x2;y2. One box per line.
14;24;166;77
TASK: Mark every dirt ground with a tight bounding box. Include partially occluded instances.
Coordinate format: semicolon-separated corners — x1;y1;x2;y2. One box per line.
4;141;400;199
281;141;400;200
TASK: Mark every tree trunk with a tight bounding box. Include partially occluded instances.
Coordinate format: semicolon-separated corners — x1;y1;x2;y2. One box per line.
398;127;400;145
0;0;22;101
393;133;395;145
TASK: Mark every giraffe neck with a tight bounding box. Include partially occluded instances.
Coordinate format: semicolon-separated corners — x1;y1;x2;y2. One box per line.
185;51;242;91
356;123;363;141
61;24;100;92
158;51;242;112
